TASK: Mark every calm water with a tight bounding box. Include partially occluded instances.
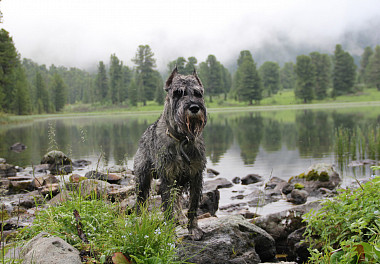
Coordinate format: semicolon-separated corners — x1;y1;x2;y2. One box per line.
1;104;379;213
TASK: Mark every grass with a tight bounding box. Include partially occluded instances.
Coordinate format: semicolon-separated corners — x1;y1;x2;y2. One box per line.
2;183;184;264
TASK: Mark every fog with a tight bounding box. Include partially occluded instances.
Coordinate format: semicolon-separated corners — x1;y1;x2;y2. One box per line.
1;0;380;71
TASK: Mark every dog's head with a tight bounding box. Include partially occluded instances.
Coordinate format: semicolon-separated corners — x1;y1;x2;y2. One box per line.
164;67;207;139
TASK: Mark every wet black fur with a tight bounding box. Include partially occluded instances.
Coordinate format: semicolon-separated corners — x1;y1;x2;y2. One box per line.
134;67;207;240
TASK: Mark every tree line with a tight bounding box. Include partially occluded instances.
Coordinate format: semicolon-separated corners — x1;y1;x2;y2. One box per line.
1;27;380;115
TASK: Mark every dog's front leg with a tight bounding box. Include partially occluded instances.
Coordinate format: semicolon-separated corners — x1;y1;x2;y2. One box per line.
187;173;204;241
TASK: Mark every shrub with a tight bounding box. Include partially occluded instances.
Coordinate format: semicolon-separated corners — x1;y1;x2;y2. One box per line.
303;176;380;263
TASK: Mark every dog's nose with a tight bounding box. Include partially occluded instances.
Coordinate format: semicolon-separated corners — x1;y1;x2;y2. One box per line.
189;104;200;114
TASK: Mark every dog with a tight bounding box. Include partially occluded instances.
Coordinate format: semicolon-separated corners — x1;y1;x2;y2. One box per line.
134;67;207;240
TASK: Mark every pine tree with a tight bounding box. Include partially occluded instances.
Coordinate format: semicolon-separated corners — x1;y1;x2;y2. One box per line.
109;54;123;104
95;61;108;102
132;45;158;105
359;46;373;84
332;44;356;97
51;73;67;112
0;29;20;112
120;65;132;103
310;52;331;100
184;57;198;75
259;61;280;96
280;62;295;90
367;45;380;90
235;51;262;105
12;67;30;114
128;79;138;106
35;71;50;113
295;55;315;103
221;66;232;100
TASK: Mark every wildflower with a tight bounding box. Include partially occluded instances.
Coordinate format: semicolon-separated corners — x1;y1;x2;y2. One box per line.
154;228;161;235
144;235;149;239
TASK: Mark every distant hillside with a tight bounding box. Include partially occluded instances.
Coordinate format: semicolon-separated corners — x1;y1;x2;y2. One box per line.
225;18;380;72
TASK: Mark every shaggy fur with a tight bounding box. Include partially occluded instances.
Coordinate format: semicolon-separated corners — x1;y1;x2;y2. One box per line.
134;67;207;240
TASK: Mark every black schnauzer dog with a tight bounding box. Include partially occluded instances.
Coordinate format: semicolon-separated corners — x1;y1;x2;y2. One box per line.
134;67;207;240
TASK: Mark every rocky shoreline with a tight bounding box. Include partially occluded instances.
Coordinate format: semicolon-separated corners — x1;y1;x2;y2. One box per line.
1;150;374;263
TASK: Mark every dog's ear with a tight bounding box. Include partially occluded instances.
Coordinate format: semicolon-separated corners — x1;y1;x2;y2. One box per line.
193;68;203;87
165;66;178;91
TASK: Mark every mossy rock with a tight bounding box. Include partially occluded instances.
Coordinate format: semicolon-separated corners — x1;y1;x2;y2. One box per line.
298;169;330;182
294;183;305;190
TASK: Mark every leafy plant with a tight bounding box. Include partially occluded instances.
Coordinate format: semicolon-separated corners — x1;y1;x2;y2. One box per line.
19;191;182;263
304;176;380;263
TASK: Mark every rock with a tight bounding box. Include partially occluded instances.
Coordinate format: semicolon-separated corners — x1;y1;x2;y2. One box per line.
265;176;288;191
40;183;60;196
32;175;59;188
20;232;82;264
254;201;322;259
241;174;263;185
246;187;282;207
198;187;220;216
0;163;17;177
85;170;122;184
231;194;245;200
72;159;91;168
10;142;27;153
287;189;308;205
206;168;220;178
50;164;72;175
281;183;294;195
69;174;87;183
8;179;33;193
12;190;44;209
237;209;259;219
319;187;336;197
288;227;310;263
107;185;135;202
289;163;341;195
0;158;6;164
177;215;276;264
106;164;128;173
49;179;114;205
204;177;233;190
41;151;72;175
261;262;297;264
30;164;50;174
41;150;72;165
206;168;220;175
348;159;377;167
219;202;248;213
232;176;241;184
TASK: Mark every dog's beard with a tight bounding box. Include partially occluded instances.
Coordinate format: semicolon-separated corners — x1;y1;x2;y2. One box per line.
185;113;205;138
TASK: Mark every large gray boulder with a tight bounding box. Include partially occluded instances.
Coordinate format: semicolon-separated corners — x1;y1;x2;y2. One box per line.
177;215;276;264
289;163;341;195
254;201;322;259
20;232;81;264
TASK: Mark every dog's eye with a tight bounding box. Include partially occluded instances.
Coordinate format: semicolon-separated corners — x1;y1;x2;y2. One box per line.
194;90;203;98
173;90;188;98
173;90;182;98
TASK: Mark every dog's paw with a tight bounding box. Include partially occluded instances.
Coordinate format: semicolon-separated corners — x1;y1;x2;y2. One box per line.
188;226;204;241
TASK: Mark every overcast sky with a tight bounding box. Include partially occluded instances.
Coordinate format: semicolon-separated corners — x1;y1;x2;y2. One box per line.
1;0;380;71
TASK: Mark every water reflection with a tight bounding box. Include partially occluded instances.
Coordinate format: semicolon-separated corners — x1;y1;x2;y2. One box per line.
0;107;379;181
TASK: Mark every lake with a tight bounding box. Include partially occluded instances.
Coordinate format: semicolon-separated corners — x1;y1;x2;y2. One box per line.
1;103;379;214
